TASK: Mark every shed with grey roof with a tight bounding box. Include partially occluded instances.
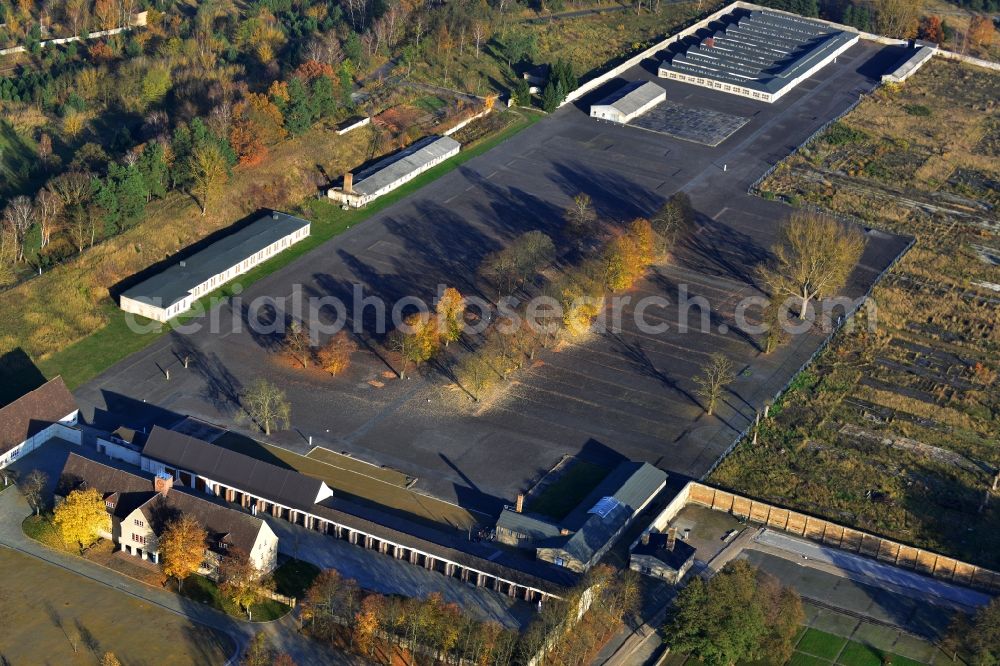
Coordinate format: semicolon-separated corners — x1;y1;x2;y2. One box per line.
658;9;859;103
590;80;666;123
328;135;461;208
496;461;667;573
120;211;311;322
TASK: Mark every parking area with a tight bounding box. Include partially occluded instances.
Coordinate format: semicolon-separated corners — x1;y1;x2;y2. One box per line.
75;41;911;525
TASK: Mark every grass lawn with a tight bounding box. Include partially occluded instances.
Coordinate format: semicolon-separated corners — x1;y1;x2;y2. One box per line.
22;512;70;551
0;548;232;665
528;459;609;520
796;628;849;661
271;557;322;598
24;108;542;391
179;573;290;622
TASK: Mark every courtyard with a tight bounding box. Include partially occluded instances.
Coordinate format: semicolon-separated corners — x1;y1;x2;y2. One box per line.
75;40;910;532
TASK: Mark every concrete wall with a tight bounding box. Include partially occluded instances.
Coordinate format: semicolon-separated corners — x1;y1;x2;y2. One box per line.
0;12;147;56
95;437;142;466
0;417;80;469
672;482;1000;593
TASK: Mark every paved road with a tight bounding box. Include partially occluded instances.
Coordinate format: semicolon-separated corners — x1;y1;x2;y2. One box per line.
751;530;993;612
0;483;361;665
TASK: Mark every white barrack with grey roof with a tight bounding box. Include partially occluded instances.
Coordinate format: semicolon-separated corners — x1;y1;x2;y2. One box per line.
590;80;667;124
658;9;859;103
328;135;461;208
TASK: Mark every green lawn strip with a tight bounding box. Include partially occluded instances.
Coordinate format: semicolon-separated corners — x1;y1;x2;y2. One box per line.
836;641;887;666
179;573;290;622
271;558;322;598
789;652;834;666
38;109;543;390
796;628;850;661
528;460;609;520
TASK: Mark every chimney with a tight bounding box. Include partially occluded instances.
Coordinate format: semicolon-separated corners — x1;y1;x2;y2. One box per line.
666;527;677;552
154;471;173;496
343;172;354;194
641;532;650;546
515;493;524;513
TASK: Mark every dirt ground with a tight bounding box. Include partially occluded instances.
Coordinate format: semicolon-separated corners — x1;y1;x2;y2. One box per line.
0;548;232;665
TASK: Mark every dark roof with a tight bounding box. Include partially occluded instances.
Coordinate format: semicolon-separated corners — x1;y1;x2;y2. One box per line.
59;453;267;555
551;462;667;565
660;9;856;94
496;509;564;540
592;81;665;116
312;496;578;592
632;533;696;570
141;426;327;512
121;211;311;309
144;427;576;593
0;376;77;456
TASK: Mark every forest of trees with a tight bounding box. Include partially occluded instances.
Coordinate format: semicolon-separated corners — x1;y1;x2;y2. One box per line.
0;0;579;287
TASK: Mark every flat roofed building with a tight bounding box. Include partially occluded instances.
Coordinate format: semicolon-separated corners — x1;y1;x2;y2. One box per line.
658;9;859;103
328;135;461;208
0;376;78;469
590;80;667;123
120;211;311;322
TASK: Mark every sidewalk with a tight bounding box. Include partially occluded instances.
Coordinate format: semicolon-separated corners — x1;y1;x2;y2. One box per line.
0;487;360;665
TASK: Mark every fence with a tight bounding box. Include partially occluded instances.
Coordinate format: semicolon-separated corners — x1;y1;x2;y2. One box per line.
683;482;1000;594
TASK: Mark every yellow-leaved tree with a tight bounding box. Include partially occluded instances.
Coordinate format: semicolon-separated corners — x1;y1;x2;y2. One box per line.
54;488;110;553
160;515;207;590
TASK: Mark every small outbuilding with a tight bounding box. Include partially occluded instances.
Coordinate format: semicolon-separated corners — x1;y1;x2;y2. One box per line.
629;528;696;584
590;81;666;124
328;135;461;208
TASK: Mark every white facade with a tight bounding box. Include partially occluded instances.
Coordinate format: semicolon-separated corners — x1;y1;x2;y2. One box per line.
590;89;666;123
140;453;559;602
658;32;859;103
0;418;80;469
117;504;279;574
120;223;310;323
327;139;461;208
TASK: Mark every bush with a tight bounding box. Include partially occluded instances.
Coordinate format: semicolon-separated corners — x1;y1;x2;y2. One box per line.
904;104;931;117
824;122;867;146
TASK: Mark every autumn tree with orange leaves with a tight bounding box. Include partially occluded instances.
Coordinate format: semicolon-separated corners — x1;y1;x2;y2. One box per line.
230;93;287;166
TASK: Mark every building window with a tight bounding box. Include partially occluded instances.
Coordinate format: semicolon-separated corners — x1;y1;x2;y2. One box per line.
554;557;565;567
132;534;146;544
105;501;115;510
134;518;144;527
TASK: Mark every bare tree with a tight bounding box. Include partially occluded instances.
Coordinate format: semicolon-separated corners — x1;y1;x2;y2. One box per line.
242;379;291;436
20;470;48;516
283;320;312;369
564;193;597;238
755;211;866;320
872;0;920;39
694;353;735;416
2;196;35;263
35;188;63;249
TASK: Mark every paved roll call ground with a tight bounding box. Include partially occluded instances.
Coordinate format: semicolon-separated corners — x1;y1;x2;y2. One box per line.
75;40;912;525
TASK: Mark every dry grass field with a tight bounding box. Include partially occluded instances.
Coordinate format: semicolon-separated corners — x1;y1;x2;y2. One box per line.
409;3;706;93
711;59;1000;568
0;548;232;665
0;121;371;364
